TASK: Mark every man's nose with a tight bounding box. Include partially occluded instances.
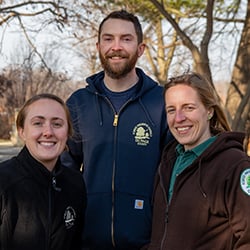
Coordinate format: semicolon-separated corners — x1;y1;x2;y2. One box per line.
111;38;123;50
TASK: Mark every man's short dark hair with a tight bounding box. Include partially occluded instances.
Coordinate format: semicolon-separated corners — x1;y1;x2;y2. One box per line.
98;10;143;44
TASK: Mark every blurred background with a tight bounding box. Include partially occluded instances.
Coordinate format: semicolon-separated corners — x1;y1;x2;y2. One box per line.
0;0;249;155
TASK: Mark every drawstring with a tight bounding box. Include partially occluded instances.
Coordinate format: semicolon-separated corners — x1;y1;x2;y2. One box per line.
95;93;103;126
139;98;155;126
198;159;207;198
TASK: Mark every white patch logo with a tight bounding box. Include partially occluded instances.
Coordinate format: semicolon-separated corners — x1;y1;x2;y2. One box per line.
240;169;250;196
64;206;76;229
132;123;152;146
134;199;144;209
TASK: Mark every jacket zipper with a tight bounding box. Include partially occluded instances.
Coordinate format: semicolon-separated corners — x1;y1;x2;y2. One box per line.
104;97;132;247
160;168;182;249
113;114;118;126
159;171;169;250
111;98;132;127
102;97;117;247
47;179;53;250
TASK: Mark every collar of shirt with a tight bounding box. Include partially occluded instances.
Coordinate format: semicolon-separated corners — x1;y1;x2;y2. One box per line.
168;136;217;201
176;136;217;157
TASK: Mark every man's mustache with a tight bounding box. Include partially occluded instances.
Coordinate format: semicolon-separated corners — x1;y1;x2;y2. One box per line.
106;52;128;58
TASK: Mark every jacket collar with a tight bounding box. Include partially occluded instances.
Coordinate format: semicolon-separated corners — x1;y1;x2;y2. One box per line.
16;146;62;188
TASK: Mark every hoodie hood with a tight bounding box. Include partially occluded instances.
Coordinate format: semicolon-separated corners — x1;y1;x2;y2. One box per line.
83;67;162;128
163;131;245;163
85;67;159;98
197;131;245;162
159;131;246;196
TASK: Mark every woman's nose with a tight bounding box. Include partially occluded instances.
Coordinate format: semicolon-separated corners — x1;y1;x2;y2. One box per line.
42;124;53;136
175;110;186;122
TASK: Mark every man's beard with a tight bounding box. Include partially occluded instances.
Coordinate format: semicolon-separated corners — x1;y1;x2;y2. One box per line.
99;51;138;79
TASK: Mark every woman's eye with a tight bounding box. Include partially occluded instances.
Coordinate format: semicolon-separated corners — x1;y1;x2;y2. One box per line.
166;109;175;114
52;122;63;128
184;106;195;111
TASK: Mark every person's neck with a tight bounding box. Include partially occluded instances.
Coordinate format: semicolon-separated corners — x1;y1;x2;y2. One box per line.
103;70;139;92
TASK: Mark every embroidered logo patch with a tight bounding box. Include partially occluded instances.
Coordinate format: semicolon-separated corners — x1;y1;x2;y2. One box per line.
132;123;152;146
240;169;250;196
64;206;76;229
134;199;144;209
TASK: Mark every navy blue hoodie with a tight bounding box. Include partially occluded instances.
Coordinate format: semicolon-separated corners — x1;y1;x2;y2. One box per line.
62;68;171;249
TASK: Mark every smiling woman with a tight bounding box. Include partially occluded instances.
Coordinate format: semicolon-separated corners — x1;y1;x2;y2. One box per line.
0;93;87;250
16;94;71;171
145;72;250;250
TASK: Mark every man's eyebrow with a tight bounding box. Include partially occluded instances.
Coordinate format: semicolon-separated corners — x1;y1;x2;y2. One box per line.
102;33;134;37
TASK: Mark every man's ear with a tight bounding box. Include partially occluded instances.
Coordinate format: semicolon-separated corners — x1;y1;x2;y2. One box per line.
137;43;146;57
96;42;99;50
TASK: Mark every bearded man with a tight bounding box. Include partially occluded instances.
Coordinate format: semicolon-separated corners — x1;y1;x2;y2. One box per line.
61;9;172;250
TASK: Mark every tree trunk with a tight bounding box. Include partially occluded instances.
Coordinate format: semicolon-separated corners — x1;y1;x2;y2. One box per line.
226;0;250;132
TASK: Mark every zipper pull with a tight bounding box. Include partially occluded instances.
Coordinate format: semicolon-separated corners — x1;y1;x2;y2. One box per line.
52;176;61;192
113;114;119;126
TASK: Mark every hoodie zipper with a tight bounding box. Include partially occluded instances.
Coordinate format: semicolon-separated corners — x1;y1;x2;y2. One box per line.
159;164;192;249
159;168;169;250
100;93;156;247
103;97;133;247
113;114;119;126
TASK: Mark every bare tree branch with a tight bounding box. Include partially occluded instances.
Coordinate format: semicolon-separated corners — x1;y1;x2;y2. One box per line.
17;15;51;72
0;1;68;26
